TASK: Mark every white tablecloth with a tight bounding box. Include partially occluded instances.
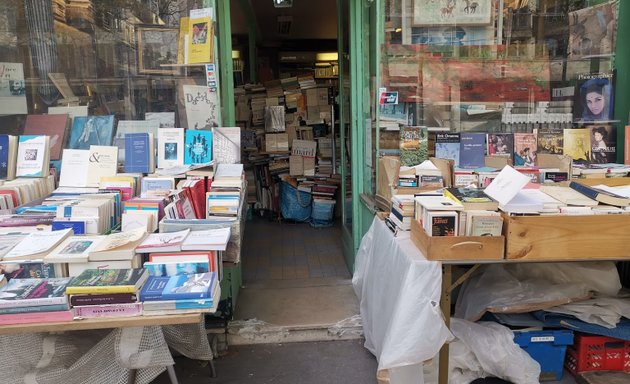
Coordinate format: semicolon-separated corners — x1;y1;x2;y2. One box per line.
353;217;452;384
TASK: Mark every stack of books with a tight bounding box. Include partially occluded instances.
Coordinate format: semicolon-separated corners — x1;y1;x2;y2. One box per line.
139;272;219;316
207;164;244;219
65;269;149;318
0;277;74;325
388;195;415;231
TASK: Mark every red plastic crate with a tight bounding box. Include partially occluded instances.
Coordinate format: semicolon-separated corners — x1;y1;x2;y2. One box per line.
565;334;630;375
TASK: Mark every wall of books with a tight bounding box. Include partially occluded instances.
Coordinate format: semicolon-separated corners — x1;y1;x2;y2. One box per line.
377;0;626;195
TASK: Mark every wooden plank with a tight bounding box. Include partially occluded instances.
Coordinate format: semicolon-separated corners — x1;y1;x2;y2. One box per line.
577;371;630;384
410;219;504;261
0;313;203;335
504;214;630;260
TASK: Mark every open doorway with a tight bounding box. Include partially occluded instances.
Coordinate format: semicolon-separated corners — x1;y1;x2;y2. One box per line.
225;0;359;340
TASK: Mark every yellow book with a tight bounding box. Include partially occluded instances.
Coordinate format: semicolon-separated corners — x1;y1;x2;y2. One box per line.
65;268;148;295
177;16;189;64
188;16;213;64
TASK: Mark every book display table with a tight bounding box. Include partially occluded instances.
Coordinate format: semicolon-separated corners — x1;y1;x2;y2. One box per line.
0;314;215;384
354;216;630;384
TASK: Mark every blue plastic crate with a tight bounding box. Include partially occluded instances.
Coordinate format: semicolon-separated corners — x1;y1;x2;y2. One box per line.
513;329;574;381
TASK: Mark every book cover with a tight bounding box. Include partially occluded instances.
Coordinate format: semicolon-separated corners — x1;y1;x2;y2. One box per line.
86;145;119;186
459;132;486;168
563;128;591;163
513;133;537;166
0;134;11;179
139;272;215;301
0;233;26;259
188;10;213;64
183;85;219;130
0;277;71;308
68;116;116;150
486;133;514;162
0;62;27;115
136;229;190;253
573;71;615;123
429;212;458;237
0;303;68;315
0;310;74;325
145;112;175;128
58;149;90;187
143;261;210;277
46;235;105;263
52;220;86;234
16;135;49;177
590;125;617;164
399;126;428;167
3;229;73;260
23;114;69;160
536;126;563;155
0;261;58;280
124;133;152;174
73;303;142;318
213;127;241;165
66;268;149;294
185;130;212;164
114;120;159;162
469;215;503;236
569;182;630;207
435;132;460;166
443;187;498;210
158;128;185;169
140;177;174;198
69;293;137;306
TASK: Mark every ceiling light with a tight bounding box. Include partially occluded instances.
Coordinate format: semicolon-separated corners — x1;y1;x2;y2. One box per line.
316;52;338;62
273;0;293;8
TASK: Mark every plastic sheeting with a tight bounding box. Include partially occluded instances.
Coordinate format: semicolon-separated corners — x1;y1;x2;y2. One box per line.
454;262;622;321
353;217;453;383
449;319;540;384
544;295;630;329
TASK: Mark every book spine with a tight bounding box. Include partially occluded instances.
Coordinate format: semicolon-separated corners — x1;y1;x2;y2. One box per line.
0;310;74;325
568;181;598;200
142;299;213;311
0;303;68;315
442;189;462;205
69;293;137;306
0;296;67;309
161;291;212;301
73;303;142;318
66;285;137;295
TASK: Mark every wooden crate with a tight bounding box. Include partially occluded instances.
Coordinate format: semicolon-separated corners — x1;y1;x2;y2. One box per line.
410;219;505;261
503;214;630;260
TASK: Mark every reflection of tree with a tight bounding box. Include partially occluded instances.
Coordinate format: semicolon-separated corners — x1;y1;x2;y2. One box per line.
94;0;186;26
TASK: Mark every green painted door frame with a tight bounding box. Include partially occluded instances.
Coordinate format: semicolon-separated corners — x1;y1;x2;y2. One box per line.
215;0;236;126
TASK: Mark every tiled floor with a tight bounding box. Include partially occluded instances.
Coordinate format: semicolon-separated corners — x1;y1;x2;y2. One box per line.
241;217;351;282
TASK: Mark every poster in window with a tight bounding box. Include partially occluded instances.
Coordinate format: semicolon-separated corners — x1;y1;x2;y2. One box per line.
413;0;493;26
0;62;27;115
136;27;179;75
568;2;617;60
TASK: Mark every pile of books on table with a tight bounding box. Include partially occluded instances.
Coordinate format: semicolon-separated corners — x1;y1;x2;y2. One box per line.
0;277;74;325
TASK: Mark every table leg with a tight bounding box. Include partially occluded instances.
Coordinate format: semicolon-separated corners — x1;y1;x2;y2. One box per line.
438;265;452;384
209;359;217;378
127;369;137;384
166;365;179;384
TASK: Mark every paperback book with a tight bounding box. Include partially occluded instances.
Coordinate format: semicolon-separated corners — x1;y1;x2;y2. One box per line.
435;132;460;166
0;277;71;308
513;133;537;166
185;129;212;164
139;272;216;301
68;116;116;150
65;268;149;294
16;135;50;177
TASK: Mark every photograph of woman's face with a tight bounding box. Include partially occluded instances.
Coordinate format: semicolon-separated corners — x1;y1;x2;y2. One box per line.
586;91;605;116
594;131;604;142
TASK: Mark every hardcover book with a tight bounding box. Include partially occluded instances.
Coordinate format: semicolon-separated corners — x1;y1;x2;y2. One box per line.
0;134;18;180
514;133;537;166
139;272;216;301
68;116;116;150
435;132;460;166
563;128;591;163
158;128;185;169
23;114;69;160
114;120;159;162
124;133;154;174
459;133;486;168
66;268;149;294
590;125;617;164
185;129;212;164
16;135;50;177
0;277;71;308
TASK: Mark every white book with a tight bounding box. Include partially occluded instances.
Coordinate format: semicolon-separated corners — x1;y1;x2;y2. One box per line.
145;112;175;128
122;211;156;233
68;254;142;277
3;228;73;260
0;233;28;259
59;149;90;187
86;145;119;187
464;210;501;236
183;85;220;130
499;190;544;214
16;135;50;177
539;185;599;207
213;127;241;165
483;165;529;205
141;177;175;198
214;163;244;179
181;227;231;251
468;213;503;237
157;128;185;169
88;228;147;261
46;235;107;263
425;211;458;237
136;229;191;253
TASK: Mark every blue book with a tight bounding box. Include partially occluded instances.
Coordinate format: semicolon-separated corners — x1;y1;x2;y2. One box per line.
184;130;212;164
68;116;116;150
52;220;86;235
0;135;10;179
125;133;152;174
459;133;486;169
139;272;215;301
145;298;214;310
435;132;460;167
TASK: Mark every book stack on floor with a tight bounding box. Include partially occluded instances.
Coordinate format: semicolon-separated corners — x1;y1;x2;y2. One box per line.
0;277;74;325
65;268;148;319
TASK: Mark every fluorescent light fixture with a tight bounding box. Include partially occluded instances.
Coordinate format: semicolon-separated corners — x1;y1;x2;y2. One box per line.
316;52;338;62
232;50;241;59
273;0;293;8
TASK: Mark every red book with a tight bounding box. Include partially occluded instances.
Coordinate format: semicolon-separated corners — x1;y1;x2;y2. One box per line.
149;251;218;274
23;114;69;160
69;293;137;306
186;179;207;219
0;189;20;207
0;310;73;325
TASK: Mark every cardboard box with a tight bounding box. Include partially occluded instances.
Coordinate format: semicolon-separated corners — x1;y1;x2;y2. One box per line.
410;219;505;261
